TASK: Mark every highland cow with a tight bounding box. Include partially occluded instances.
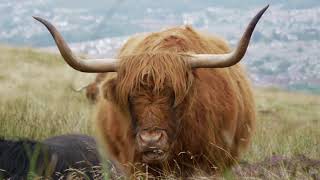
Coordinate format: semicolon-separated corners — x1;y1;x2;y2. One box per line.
85;73;107;103
34;5;268;177
72;73;106;103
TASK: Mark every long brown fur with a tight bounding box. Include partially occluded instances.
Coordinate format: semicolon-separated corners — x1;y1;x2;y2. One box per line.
95;26;255;177
117;53;193;106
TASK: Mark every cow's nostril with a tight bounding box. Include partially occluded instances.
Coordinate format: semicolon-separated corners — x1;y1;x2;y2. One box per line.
139;131;162;143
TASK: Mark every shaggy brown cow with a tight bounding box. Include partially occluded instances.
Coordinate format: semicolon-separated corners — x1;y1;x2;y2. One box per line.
34;5;268;177
73;73;107;103
71;73;107;104
86;73;107;103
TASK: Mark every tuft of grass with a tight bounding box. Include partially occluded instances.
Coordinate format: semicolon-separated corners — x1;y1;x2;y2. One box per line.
0;45;319;178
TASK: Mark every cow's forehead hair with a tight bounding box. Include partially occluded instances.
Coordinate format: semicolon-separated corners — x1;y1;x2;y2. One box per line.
115;53;193;107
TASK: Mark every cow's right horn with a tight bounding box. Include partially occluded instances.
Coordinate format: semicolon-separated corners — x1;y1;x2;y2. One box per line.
33;17;119;73
187;5;269;68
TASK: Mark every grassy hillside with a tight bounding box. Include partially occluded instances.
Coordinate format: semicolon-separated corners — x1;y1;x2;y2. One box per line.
0;46;319;178
0;46;95;139
251;88;319;160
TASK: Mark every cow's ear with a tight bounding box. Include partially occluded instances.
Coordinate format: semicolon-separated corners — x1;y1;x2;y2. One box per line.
102;78;117;102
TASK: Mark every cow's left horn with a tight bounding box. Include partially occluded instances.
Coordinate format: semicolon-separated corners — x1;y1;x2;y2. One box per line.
33;17;118;72
188;5;269;68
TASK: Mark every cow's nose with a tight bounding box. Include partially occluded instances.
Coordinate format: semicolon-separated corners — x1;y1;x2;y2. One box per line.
138;130;164;144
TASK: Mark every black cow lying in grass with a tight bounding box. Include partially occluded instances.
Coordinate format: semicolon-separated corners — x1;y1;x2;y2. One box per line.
0;134;101;179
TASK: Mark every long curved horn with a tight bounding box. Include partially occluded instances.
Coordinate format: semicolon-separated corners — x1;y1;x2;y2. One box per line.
188;5;269;68
33;17;119;72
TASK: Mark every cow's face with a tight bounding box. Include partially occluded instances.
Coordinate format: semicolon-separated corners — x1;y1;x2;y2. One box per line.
129;86;178;163
104;78;182;164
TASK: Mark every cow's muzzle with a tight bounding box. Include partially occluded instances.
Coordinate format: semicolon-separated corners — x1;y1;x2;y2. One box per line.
136;129;169;163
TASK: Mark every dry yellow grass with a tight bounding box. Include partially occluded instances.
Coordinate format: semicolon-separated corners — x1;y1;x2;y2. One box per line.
250;88;320;161
0;45;319;179
0;45;95;139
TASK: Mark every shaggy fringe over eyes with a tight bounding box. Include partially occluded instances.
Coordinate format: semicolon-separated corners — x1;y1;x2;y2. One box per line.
116;52;194;107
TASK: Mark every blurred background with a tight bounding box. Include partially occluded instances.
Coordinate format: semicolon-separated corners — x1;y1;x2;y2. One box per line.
0;2;319;179
1;0;319;94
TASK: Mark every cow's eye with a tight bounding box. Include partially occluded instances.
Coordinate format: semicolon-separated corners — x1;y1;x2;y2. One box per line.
128;100;138;131
128;96;133;104
161;90;175;107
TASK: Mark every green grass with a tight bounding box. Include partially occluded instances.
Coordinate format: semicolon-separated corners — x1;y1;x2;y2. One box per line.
0;45;319;179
